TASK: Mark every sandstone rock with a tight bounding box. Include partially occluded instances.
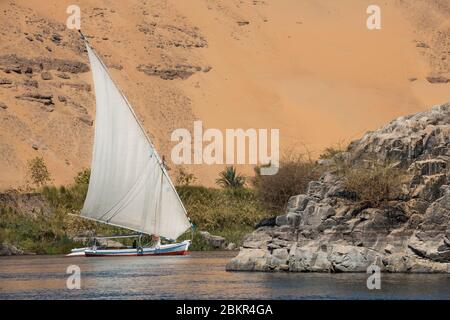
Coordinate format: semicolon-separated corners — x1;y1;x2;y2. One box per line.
286;194;311;213
60;82;91;91
275;212;299;227
0;77;13;88
51;33;62;44
421;187;450;233
41;71;53;80
16;93;54;106
0;54;89;74
408;233;450;262
78;115;93;126
289;243;333;272
426;76;450;84
23;79;38;88
416;42;430;48
348;103;450;166
382;253;449;273
0;243;24;256
409;159;447;176
226;249;270;271
56;72;70;79
137;64;203;80
0;101;7;109
272;248;289;261
226;242;236;250
199;231;226;249
410;173;447;201
108;63;123;70
384;244;395;254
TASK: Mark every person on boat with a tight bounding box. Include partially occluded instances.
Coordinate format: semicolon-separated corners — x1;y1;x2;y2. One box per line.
132;239;137;249
152;235;161;248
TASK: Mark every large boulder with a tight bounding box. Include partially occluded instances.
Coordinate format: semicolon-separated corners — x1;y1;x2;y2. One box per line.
226;249;271;271
199;231;226;249
0;243;24;256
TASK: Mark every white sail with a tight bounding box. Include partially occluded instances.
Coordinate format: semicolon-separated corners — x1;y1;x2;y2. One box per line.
81;43;191;240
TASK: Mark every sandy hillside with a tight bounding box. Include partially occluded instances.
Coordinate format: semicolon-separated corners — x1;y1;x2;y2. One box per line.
0;0;449;189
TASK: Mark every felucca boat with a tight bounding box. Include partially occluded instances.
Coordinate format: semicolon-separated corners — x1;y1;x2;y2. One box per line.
67;31;192;257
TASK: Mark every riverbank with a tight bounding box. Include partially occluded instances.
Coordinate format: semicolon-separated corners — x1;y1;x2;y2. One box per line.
0;180;271;255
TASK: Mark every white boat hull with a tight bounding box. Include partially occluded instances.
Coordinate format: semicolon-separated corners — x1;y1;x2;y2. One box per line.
67;241;190;257
66;247;88;257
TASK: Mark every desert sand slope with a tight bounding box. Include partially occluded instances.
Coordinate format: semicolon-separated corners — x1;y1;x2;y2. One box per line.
0;0;449;189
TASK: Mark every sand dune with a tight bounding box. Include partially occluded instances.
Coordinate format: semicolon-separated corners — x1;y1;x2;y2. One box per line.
0;0;448;189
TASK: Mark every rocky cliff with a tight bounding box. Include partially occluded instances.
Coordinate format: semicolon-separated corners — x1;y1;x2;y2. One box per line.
227;103;450;273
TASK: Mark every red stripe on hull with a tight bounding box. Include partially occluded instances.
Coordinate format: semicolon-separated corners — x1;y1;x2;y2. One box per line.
85;250;189;257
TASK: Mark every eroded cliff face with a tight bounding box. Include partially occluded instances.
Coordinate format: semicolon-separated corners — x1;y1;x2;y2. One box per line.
227;103;450;273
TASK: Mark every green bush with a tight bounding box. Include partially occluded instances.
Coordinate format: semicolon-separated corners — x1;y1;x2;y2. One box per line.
176;168;197;186
27;157;51;188
177;186;268;231
176;185;269;247
215;166;246;188
1;165;272;253
0;204;84;254
338;160;408;207
253;154;321;213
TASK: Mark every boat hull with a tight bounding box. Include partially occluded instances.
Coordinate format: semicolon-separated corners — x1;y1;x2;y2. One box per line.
82;240;190;257
66;247;88;257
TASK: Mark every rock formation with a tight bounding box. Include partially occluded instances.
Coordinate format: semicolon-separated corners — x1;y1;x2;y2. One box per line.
137;63;210;80
0;243;24;256
227;103;450;273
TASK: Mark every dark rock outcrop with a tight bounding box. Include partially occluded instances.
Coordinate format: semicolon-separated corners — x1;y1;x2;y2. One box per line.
199;231;227;249
227;103;450;273
41;71;53;80
15;93;54;111
78;115;93;126
0;78;13;88
0;243;24;256
0;54;89;74
427;76;450;84
137;63;203;80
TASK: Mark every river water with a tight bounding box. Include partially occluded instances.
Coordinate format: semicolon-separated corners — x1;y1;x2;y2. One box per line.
0;251;449;299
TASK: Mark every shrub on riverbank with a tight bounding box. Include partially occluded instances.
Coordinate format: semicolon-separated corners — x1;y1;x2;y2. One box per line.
0;168;271;253
0;169;128;254
253;154;321;213
177;185;270;249
0;205;84;254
